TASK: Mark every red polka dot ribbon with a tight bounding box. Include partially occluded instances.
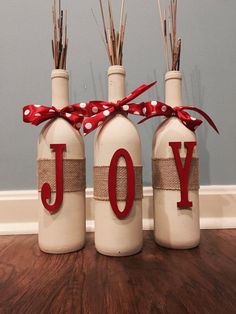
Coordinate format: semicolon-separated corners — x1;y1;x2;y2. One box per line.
23;104;87;130
82;81;157;135
23;83;218;134
138;103;219;133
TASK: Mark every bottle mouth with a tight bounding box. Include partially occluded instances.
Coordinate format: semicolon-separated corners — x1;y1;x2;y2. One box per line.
51;69;69;80
108;65;126;76
165;71;182;81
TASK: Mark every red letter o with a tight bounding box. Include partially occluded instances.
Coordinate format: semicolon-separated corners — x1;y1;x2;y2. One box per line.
108;149;135;219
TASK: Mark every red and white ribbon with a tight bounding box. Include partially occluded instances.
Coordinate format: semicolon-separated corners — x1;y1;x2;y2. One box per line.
82;81;157;135
23;82;218;134
23;104;88;130
138;102;219;133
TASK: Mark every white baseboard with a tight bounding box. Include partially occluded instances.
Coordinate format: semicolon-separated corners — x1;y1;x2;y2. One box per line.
0;186;235;235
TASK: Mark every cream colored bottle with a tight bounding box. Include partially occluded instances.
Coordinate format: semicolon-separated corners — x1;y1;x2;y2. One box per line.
153;71;200;249
94;65;143;256
38;69;85;253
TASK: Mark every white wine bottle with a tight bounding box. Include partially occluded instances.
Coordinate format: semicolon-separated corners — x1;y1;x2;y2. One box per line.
37;69;86;253
94;65;143;256
153;71;200;249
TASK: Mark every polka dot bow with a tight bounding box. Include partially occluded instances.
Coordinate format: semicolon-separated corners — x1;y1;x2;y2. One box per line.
138;103;219;133
82;81;157;135
23;104;88;130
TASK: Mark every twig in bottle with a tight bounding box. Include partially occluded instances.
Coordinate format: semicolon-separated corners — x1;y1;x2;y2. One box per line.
99;0;108;45
157;0;181;71
91;9;112;64
157;0;169;70
163;9;170;71
117;0;125;62
52;0;68;69
95;0;127;65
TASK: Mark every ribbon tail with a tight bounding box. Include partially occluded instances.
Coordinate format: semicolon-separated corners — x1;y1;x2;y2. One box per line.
120;81;157;105
83;107;115;135
180;106;219;134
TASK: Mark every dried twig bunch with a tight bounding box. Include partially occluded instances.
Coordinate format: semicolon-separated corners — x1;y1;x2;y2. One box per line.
96;0;127;66
157;0;181;71
52;0;68;69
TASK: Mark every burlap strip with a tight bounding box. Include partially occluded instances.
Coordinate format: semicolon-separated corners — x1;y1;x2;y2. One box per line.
94;166;143;201
152;158;199;191
38;159;86;192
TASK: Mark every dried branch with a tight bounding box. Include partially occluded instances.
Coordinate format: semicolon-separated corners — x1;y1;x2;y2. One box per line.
96;0;127;65
52;0;68;69
157;0;181;71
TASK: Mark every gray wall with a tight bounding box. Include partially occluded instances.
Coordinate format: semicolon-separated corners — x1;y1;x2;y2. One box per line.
0;0;235;190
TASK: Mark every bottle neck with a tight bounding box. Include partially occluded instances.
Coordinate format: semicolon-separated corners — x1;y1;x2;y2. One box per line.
165;71;183;108
108;66;126;103
51;70;69;109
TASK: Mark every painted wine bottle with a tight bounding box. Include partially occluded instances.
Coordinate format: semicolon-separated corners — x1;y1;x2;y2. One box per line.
94;65;143;256
153;71;200;249
37;69;86;253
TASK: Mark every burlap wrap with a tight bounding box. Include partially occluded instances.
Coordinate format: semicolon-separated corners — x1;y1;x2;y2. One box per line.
152;158;199;191
93;166;143;201
38;159;86;192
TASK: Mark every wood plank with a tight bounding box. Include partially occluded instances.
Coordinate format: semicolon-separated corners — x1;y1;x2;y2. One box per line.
0;231;235;313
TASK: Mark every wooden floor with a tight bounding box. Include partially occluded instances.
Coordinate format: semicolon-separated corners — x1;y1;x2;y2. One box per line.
0;231;235;314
